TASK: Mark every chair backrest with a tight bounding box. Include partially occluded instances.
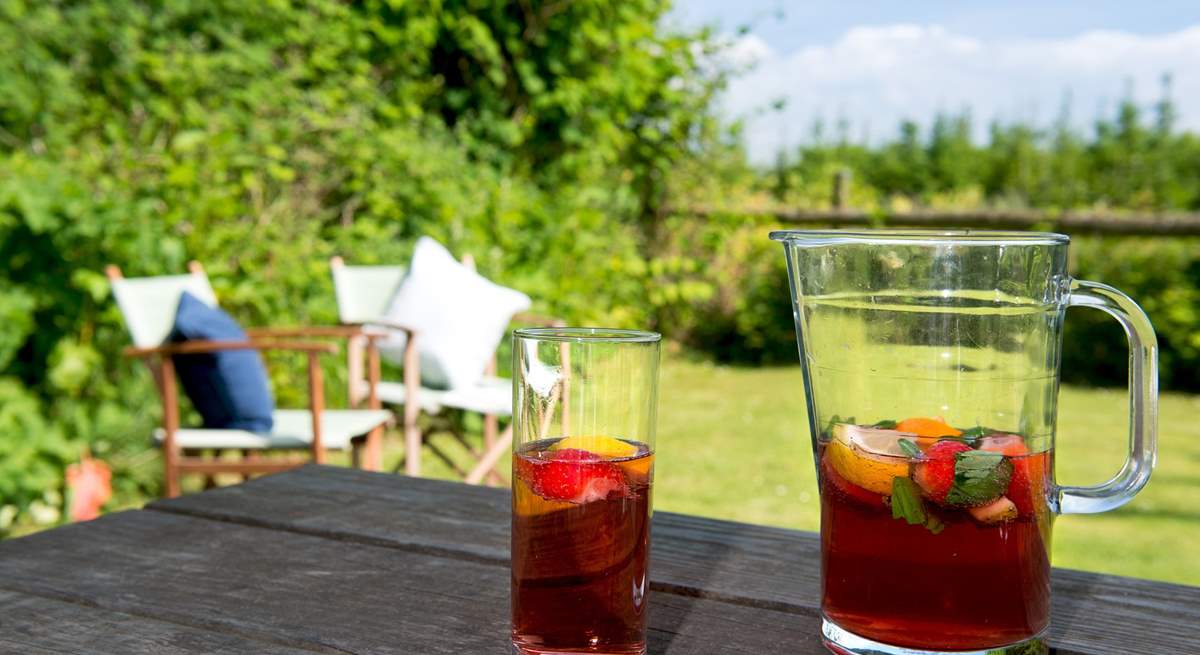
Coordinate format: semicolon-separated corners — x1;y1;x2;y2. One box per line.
329;257;406;324
108;265;219;347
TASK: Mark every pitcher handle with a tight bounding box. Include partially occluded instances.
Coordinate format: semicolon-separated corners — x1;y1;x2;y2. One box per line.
1056;279;1159;514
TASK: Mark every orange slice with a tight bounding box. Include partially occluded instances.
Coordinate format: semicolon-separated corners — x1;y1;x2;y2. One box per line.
896;417;962;446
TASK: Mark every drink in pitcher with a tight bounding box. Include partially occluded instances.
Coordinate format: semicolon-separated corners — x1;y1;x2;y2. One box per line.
511;436;654;654
819;419;1051;650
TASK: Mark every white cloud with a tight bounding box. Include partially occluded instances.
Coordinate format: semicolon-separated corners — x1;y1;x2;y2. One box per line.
721;33;773;69
723;24;1200;163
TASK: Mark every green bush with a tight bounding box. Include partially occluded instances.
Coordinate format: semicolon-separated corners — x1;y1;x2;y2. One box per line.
0;0;720;529
659;213;1200;392
1065;237;1200;390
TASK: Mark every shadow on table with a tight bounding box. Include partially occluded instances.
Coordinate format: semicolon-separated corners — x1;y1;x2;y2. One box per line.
645;517;738;654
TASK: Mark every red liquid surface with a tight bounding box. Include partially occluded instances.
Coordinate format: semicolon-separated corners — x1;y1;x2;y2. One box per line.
819;440;1052;650
511;438;653;655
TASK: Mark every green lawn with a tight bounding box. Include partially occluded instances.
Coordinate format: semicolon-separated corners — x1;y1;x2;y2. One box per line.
648;358;1200;586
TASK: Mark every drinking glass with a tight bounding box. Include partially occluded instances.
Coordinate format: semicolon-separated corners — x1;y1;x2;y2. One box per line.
510;327;661;655
770;230;1157;655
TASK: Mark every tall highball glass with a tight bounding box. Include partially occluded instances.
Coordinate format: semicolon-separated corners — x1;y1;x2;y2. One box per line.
510;328;661;655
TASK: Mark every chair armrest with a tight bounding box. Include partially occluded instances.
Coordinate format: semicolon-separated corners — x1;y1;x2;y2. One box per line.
245;325;387;340
147;340;336;462
351;319;418;338
513;312;567;328
124;340;337;358
311;322;415;409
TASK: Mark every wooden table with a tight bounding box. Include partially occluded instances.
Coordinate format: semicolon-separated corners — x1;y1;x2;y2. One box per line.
0;466;1195;654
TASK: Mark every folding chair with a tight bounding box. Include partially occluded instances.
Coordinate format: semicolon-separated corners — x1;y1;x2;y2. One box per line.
330;256;562;484
108;262;393;497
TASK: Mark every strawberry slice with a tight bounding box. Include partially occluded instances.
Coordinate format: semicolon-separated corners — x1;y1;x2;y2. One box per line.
517;448;627;503
980;434;1043;516
912;440;972;503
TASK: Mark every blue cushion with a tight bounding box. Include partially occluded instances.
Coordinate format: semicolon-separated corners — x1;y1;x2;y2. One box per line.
168;292;274;431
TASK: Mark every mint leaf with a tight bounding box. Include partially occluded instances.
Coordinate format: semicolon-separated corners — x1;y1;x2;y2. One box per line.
872;419;898;429
944;449;1012;507
897;438;922;458
958;425;993;445
892;477;945;534
960;426;992;439
822;414;842;439
957;449;1004;470
822;415;857;439
891;477;926;525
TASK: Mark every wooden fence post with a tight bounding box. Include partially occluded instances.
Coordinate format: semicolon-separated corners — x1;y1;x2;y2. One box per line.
833;169;851;210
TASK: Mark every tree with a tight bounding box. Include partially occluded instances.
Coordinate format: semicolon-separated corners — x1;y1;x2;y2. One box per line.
0;0;726;526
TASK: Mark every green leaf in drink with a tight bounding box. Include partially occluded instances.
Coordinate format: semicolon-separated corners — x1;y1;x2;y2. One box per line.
960;426;992;439
897;438;923;458
891;477;927;526
944;449;1013;507
891;477;945;534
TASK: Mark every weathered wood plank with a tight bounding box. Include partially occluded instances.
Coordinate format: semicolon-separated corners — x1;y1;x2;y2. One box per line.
0;509;824;654
649;593;825;653
154;464;512;564
150;466;1200;654
149;465;820;609
0;511;505;654
0;590;313;654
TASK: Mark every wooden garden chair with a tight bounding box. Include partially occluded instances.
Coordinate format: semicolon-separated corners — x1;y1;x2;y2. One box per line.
107;262;394;497
329;256;562;485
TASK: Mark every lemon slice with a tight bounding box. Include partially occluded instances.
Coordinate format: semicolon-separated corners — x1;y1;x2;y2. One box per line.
827;424;915;495
552;435;639;459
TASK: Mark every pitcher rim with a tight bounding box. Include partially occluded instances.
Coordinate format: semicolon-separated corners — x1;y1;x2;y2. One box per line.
768;229;1069;246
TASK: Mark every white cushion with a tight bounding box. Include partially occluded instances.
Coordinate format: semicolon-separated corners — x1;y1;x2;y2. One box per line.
382;237;530;389
154;409;393;450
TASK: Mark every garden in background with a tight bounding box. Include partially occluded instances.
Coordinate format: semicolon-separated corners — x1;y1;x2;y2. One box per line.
2;1;1198;584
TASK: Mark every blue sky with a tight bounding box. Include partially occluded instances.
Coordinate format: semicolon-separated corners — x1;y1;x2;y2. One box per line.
669;1;1200;162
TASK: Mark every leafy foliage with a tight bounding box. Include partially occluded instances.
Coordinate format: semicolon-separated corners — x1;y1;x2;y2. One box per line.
770;84;1200;212
0;0;722;530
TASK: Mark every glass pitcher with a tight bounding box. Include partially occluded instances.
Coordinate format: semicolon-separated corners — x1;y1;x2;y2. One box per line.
770;230;1157;655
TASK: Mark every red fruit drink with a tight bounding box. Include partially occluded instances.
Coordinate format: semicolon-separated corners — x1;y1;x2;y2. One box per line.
511;437;654;655
819;421;1052;650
